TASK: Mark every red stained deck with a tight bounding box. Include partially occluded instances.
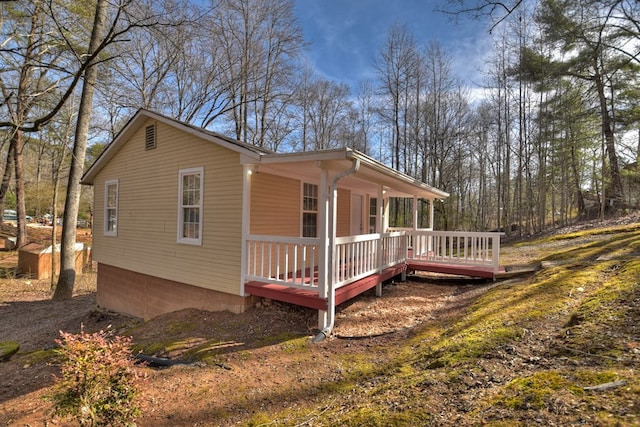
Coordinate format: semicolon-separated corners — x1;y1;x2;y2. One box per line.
245;264;406;310
245;261;504;310
407;261;506;279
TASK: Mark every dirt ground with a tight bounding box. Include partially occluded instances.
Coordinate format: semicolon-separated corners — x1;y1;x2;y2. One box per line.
0;215;638;426
0;262;495;426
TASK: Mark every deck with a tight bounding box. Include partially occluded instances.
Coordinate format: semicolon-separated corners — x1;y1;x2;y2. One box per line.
244;229;503;310
245;263;406;310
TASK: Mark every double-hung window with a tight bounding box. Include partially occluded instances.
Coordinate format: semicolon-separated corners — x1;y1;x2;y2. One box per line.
178;167;203;245
369;197;377;233
104;179;118;236
302;182;318;237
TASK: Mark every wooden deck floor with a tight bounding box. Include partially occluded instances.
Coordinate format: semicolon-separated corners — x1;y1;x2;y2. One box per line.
245;260;503;310
245;264;406;310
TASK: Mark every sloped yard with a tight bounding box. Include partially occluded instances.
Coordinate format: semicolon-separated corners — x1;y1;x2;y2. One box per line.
1;215;639;426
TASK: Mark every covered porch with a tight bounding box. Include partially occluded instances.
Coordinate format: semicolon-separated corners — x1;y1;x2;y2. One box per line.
244;230;503;311
239;148;503;335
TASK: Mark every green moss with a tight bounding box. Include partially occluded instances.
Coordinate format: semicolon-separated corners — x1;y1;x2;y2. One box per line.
256;331;306;347
281;336;310;354
498;371;580;410
184;339;233;363
22;348;57;364
163;320;197;335
339;406;432;426
0;340;19;361
561;259;640;359
495;369;626;414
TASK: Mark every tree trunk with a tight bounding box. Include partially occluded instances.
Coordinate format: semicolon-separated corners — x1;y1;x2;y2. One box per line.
0;143;15;226
571;144;586;216
13;130;27;248
53;0;107;300
594;67;624;205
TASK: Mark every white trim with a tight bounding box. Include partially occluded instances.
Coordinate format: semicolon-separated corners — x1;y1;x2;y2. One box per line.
104;179;118;236
177;166;204;245
301;181;319;238
240;164;252;296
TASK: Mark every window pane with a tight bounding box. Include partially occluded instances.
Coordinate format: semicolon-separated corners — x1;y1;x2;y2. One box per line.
182;173;201;207
106;209;117;232
107;184;117;207
302;212;317;237
303;183;318;212
182;207;200;238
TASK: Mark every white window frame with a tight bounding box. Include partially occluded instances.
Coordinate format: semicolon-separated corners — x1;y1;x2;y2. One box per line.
104;179;119;236
301;182;318;238
177;167;204;245
369;197;377;233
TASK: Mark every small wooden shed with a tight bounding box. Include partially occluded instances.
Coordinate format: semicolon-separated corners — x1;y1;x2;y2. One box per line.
18;243;90;279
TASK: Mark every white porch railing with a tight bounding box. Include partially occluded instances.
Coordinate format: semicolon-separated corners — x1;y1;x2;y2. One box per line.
333;231;406;288
245;230;502;291
245;235;321;290
406;230;502;274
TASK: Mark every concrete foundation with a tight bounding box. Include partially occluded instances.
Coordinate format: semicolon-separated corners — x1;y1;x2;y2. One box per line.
96;263;254;320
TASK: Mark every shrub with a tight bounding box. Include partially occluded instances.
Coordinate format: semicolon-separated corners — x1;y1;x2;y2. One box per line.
47;328;141;426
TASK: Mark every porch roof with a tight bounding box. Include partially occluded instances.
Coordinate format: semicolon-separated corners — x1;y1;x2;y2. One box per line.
243;148;449;200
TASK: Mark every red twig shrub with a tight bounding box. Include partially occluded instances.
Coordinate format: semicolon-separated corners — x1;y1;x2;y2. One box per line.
47;328;141;426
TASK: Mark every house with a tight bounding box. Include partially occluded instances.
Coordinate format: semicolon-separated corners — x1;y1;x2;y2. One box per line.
82;109;502;337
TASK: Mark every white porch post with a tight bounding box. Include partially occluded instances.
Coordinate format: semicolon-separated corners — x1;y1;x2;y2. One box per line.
318;168;330;329
429;198;435;253
383;192;390;231
413;195;418;230
240;164;253;297
315;159;360;338
430;198;435;230
375;185;385;297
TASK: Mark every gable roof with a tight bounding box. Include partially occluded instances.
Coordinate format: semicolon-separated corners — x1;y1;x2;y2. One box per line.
81;109;271;184
81;109;449;200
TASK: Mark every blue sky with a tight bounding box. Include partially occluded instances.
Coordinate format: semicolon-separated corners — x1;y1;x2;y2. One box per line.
293;0;494;91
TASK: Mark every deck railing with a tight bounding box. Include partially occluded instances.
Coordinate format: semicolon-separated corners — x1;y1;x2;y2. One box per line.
245;230;501;291
333;231;406;288
406;230;502;274
245;235;321;289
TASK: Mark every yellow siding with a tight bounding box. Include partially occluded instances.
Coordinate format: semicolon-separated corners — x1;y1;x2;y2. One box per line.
336;187;351;237
250;172;300;236
92;118;244;296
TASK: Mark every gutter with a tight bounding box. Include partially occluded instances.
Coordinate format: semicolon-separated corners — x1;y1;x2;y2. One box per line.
313;158;361;343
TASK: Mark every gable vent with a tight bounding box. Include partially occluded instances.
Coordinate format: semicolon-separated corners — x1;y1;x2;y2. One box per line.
145;124;156;150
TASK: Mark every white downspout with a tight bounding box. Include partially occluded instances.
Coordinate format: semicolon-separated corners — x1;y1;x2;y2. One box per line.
240;164;253;298
313;158;360;343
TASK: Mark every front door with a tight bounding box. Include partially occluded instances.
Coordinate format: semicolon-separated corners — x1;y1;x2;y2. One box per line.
350;194;363;235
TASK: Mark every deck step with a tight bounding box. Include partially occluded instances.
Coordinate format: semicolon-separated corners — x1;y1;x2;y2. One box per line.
407;261;504;279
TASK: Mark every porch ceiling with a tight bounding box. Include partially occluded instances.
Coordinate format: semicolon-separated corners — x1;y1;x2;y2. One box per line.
246;148;449;200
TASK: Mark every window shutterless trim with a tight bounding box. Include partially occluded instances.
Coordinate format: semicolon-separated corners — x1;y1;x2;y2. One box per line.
177;166;204;245
104;179;118;236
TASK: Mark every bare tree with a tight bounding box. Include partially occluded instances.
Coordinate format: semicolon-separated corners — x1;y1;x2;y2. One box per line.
305;79;352;151
53;0;108;300
208;0;303;146
437;0;525;32
374;23;421;172
353;80;378;156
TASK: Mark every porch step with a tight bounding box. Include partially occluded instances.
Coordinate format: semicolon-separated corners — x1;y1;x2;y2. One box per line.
406;261;504;279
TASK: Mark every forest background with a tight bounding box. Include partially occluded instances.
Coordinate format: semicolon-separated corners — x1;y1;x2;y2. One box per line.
1;0;639;257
